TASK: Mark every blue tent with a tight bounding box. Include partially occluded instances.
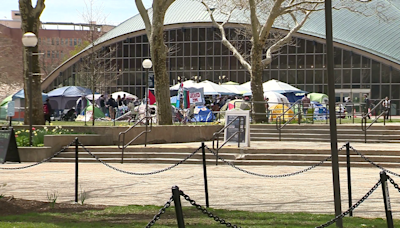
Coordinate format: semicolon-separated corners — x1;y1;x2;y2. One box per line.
47;86;92;111
12;89;48;102
312;101;328;120
193;106;214;122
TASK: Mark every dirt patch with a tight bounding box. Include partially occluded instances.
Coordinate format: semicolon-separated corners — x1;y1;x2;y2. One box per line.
0;196;108;216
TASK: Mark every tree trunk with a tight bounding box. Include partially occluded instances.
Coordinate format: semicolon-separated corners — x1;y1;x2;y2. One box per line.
150;5;172;125
19;0;45;125
250;43;267;123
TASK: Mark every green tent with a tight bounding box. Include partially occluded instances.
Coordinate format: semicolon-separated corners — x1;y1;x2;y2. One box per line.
308;93;328;104
1;95;12;106
0;95;12;119
84;105;105;118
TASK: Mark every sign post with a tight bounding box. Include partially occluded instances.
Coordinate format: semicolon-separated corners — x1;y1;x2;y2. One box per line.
224;110;250;147
6;101;15;127
0;127;20;164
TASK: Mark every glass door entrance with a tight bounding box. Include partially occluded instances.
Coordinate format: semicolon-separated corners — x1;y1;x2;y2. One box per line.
335;89;370;114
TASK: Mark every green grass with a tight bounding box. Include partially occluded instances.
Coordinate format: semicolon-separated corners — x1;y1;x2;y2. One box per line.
0;205;398;227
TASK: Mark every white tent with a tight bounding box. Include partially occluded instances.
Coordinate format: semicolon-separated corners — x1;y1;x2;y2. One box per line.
241;81;251;90
86;94;102;101
170;80;197;90
262;79;304;93
112;91;138;100
196;80;236;95
221;84;249;95
263;91;289;105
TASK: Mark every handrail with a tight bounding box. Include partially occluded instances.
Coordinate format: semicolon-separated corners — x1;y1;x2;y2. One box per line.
211;116;245;165
361;99;387;143
119;116;153;163
275;100;303;141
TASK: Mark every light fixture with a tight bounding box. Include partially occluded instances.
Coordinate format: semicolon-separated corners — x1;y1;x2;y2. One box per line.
22;32;38;47
142;59;152;69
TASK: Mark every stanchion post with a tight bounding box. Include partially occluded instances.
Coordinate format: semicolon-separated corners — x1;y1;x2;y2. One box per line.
172;186;186;228
201;142;210;208
346;142;352;217
380;171;394;228
74;137;79;203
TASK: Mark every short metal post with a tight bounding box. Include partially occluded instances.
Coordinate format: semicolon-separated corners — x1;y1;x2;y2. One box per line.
145;118;148;147
326;104;328;124
298;104;301;125
352;103;355;124
339;104;342;124
346;142;353;217
172;186;186;228
74;137;79;203
384;111;386;126
201;142;210;208
364;117;367;143
380;171;394;228
9;117;12;127
238;117;241;148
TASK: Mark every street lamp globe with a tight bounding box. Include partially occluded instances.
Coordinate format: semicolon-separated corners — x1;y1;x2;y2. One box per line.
21;32;38;47
142;59;152;69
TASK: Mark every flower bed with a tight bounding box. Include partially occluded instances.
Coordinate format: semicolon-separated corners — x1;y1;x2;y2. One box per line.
15;126;77;147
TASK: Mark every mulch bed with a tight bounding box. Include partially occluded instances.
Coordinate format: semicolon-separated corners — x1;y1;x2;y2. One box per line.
0;196;108;216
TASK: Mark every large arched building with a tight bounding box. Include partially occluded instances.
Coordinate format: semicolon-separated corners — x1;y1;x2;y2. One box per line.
41;0;400;114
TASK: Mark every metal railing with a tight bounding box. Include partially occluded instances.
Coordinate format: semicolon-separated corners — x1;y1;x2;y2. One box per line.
118;116;153;163
275;100;302;141
211;116;245;165
361;99;387;143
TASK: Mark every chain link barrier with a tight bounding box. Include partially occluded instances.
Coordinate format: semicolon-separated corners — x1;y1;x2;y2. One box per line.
145;196;173;228
350;146;400;178
204;145;346;178
79;142;201;175
0;139;76;170
180;190;241;228
388;176;400;194
316;180;381;228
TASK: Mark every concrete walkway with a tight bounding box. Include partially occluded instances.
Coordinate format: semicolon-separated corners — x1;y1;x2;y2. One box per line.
2;160;400;219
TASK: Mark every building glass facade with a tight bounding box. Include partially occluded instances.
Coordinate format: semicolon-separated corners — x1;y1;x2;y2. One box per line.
45;26;400;114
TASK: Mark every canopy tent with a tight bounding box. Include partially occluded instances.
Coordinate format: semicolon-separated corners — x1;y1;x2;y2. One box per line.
85;94;102;101
308;92;329;104
170;80;197;90
196;80;236;96
221;84;249;95
241;81;251;90
222;81;239;85
263;91;289;105
112;91;138;101
47;86;92;111
75;105;105;121
262;80;307;103
12;89;48;102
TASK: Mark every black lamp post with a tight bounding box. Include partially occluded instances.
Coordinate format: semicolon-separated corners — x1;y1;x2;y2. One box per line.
22;32;38;147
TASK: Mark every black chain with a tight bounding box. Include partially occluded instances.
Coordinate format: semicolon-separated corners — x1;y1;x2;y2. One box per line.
204;145;346;178
79;142;201;175
0;140;76;170
145;196;173;228
316;180;381;228
180;190;241;228
388;176;400;194
350;146;400;178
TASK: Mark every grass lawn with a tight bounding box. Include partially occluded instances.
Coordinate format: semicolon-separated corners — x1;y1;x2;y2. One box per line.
0;204;397;228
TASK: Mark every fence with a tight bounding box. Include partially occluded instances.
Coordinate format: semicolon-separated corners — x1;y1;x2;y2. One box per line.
2;138;400;227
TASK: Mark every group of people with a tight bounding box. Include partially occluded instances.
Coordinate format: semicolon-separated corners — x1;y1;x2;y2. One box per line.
362;94;391;120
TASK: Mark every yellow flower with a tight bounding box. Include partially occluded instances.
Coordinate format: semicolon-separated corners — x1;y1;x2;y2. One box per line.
52;129;56;132
19;122;23;125
16;131;21;134
71;129;74;132
25;130;29;133
58;126;62;129
34;133;37;136
50;123;53;126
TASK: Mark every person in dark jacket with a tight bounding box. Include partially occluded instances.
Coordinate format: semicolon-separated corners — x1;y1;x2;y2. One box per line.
107;95;117;120
43;98;52;125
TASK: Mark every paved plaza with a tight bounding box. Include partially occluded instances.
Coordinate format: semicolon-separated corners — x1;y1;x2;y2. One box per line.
2;148;400;219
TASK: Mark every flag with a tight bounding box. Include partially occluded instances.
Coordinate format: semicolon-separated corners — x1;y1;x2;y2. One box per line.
148;89;156;105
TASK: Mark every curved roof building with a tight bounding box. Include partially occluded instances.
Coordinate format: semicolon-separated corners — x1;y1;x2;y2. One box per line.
42;0;400;114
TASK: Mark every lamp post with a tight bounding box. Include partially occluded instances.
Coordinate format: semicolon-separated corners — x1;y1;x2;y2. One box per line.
22;32;38;147
142;59;152;140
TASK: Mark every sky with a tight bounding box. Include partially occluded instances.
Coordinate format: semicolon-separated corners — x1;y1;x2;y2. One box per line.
0;0;153;26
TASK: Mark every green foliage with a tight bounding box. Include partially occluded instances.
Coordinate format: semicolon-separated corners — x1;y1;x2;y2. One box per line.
0;183;6;198
79;186;87;205
47;191;58;209
15;126;79;147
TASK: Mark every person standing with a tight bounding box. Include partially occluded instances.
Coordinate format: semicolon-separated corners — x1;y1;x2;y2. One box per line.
345;97;353;119
383;96;391;120
99;95;106;115
301;95;311;118
43;98;52;125
107;95;117;120
265;97;270;121
363;94;371;119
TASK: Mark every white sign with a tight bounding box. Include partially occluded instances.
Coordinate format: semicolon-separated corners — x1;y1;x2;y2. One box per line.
224;110;250;147
189;92;203;103
7;101;15;117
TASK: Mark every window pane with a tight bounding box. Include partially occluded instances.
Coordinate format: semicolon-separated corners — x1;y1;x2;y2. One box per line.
297;70;304;84
381;64;390;83
288;55;296;69
352;69;360;83
207;42;213;55
362;56;370;68
297;55;304;69
297;39;305;53
371;60;380;83
334;48;342;68
306;55;314;68
306;40;314;53
393;68;400;83
306;70;313;84
343;69;351;83
335;69;341;84
288;70;296;84
343;50;351;68
362;69;370;83
315;42;323;53
176;29;183;42
315;55;323;68
352;53;361;68
279;70;287;82
315;70;323;84
280;55;287;69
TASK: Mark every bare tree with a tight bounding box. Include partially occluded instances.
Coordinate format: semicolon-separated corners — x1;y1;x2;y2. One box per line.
19;0;45;125
202;0;380;123
135;0;174;125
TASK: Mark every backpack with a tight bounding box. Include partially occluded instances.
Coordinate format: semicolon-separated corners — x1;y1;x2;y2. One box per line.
43;103;50;114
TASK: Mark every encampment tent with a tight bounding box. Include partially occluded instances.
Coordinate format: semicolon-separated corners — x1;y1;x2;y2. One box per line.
193;106;214;122
262;80;307;103
75;105;105;121
309;93;329;104
47;86;92;111
195;80;236;96
221;84;249;95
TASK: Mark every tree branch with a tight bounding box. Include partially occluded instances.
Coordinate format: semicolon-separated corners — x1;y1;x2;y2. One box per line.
33;0;45;18
249;0;260;44
135;0;152;37
282;0;324;12
262;8;314;67
201;1;251;72
259;0;284;42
